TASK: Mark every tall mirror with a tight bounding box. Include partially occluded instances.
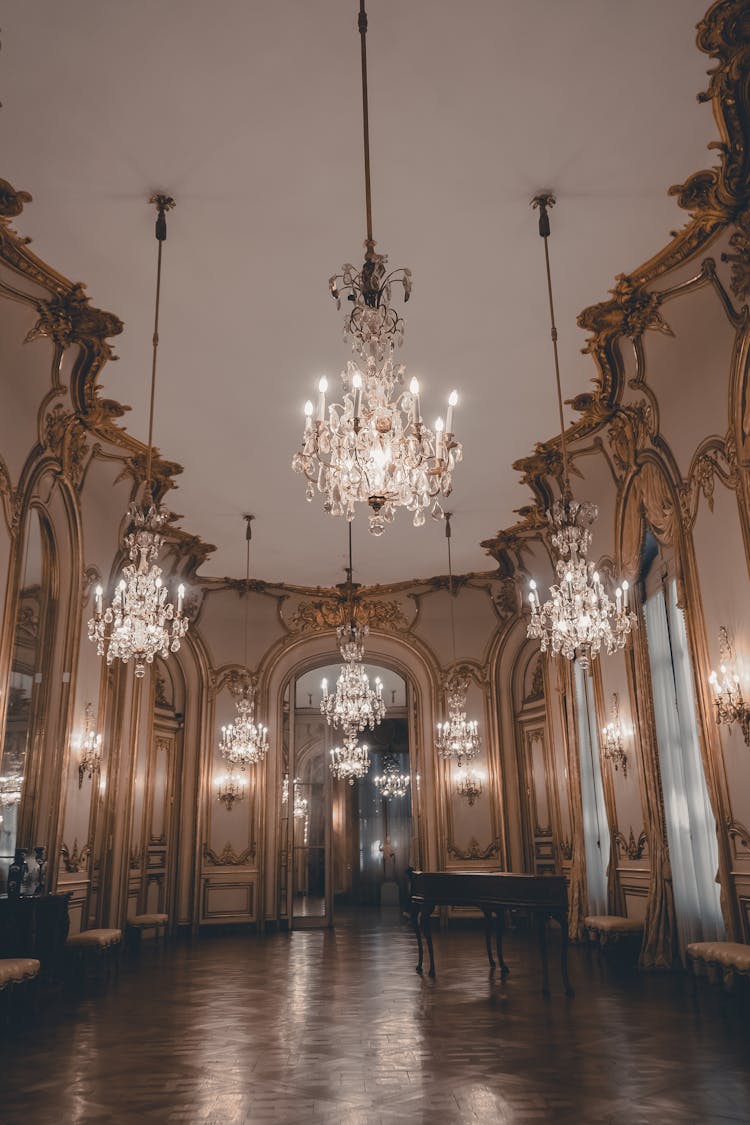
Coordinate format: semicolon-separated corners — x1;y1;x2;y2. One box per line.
0;508;53;890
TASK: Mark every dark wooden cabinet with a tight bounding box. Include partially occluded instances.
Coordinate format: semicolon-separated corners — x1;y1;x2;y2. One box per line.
0;893;71;979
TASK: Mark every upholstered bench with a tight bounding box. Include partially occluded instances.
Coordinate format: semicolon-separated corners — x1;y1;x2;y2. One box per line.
126;913;168;947
687;941;750;991
66;927;122;953
584;915;643;948
0;957;41;991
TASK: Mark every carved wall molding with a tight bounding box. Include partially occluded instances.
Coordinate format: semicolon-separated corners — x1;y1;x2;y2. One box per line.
727;817;750;851
288;595;411;635
60;838;91;874
615;827;649;862
203;842;256;866
447;837;501;861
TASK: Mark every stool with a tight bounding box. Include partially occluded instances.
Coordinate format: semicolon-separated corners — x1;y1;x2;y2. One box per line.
687;941;750;992
0;958;41;1026
66;928;122;982
127;913;168;948
584;915;643;949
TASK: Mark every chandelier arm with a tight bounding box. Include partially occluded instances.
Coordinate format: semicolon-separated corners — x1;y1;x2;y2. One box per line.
358;0;374;249
533;192;571;496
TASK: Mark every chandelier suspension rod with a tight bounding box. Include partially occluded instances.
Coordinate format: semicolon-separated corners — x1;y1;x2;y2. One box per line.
445;512;457;666
145;194;173;492
347;521;356;627
243;514;254;670
358;0;374;249
533;192;571;495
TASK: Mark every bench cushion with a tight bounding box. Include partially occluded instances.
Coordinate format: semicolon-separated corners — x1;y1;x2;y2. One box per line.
66;927;122;950
687;941;750;973
585;915;643;934
0;958;41;988
127;913;168;928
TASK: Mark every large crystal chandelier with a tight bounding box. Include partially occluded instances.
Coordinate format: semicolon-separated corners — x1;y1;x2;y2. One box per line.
218;517;270;769
88;195;188;677
434;515;482;762
525;193;635;669
291;1;462;536
373;753;410;799
330;726;371;785
321;527;386;732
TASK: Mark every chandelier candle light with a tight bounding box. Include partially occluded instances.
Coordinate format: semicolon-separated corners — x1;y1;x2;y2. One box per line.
435;514;481;763
216;768;246;812
292;0;462;535
525;193;635;668
88;195;188;677
218;516;270;771
709;625;750;746
455;764;484;806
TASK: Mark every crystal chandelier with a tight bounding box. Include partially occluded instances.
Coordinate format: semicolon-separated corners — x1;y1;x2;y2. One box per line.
434;515;482;762
373;753;410;799
220;683;269;770
455;764;484;806
320;527;386;732
88;195;188;677
709;626;750;745
601;693;628;775
330;727;371;785
78;702;102;788
217;517;270;769
525;193;635;669
282;774;309;819
291;1;462;536
216;767;246;811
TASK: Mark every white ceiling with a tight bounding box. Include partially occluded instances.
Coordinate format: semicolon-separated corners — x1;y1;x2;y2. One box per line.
2;1;714;586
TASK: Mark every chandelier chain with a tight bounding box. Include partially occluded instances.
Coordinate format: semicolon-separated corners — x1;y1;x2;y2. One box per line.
445;512;457;667
358;0;374;248
145;194;174;492
533;192;570;494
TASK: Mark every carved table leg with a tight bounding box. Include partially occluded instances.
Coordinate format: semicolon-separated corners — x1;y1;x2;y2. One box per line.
412;904;424;975
537;914;550;996
495;910;510;978
422;904;436;978
559;916;574;997
483;909;496;969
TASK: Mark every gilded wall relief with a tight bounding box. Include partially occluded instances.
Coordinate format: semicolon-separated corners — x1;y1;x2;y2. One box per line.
60;838;91;874
203;842;256;866
447;837;501;862
615;827;649;862
288;595;411;634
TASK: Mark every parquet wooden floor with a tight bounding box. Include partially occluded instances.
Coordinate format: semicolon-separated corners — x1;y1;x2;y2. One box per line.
3;910;749;1124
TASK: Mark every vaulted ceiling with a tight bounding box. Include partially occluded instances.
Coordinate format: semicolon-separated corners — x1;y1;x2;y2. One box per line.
2;0;715;586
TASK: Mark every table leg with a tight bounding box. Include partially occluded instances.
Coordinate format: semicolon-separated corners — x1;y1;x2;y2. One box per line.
537;914;550;996
483;909;496;969
411;904;424;975
495;910;510;978
422;905;436;978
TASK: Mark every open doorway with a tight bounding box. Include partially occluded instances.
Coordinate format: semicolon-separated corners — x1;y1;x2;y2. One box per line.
284;662;413;925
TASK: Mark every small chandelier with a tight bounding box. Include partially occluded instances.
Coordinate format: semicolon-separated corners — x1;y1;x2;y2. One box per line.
220;682;269;770
709;626;750;745
88;195;188;677
330;727;371;785
217;518;270;769
373;753;410;799
282;774;309;819
0;774;23;807
78;702;102;788
525;193;635;669
601;693;628;775
321;527;386;732
434;515;482;762
455;764;484;806
216;767;246;811
291;1;462;536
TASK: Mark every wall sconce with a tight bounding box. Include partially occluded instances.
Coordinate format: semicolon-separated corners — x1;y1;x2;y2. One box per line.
216;767;246;811
709;625;750;746
601;693;627;776
455;765;484;806
78;703;102;788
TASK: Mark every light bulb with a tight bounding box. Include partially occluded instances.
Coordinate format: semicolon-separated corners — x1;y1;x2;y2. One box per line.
409;376;420;395
352;372;362;388
304;400;313;417
448;390;458;406
318;376;328;393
